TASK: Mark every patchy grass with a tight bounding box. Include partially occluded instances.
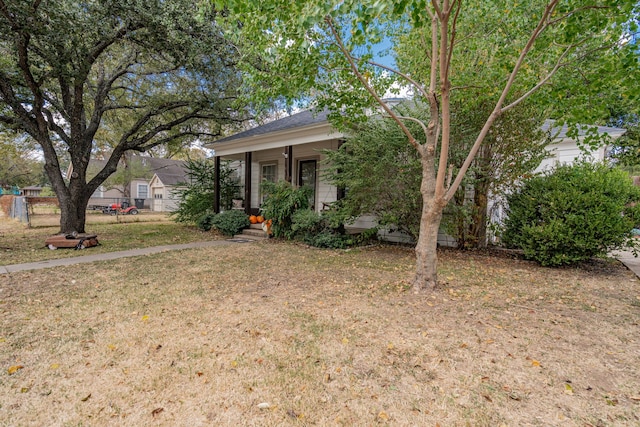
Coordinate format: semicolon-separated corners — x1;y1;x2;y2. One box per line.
0;242;639;426
0;218;220;266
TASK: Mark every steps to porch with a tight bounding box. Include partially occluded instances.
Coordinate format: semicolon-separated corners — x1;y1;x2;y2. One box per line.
233;223;268;241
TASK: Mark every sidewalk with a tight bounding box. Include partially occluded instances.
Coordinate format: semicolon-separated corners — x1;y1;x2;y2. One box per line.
0;239;251;274
611;249;640;278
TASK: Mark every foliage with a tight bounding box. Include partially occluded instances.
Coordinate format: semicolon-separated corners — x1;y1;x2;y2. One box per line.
0;130;46;188
210;210;250;236
39;187;55;197
290;209;356;249
87;155;153;199
260;181;311;239
324;105;423;240
171;159;239;224
610;122;640;167
211;0;640;290
503;162;640;266
0;0;245;233
325;101;548;246
196;213;216;232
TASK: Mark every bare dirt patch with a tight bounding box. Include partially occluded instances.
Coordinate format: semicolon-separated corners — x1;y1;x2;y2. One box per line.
0;242;639;426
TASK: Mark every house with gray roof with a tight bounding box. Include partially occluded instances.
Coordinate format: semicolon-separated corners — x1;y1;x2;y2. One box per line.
205;109;343;216
148;161;189;212
207;108;627;245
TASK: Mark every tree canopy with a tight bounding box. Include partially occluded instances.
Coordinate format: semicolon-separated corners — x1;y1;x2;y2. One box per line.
214;0;639;290
0;0;245;233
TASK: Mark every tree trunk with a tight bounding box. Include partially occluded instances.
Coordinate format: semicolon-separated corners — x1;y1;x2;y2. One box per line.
413;156;445;292
59;196;89;234
414;203;444;292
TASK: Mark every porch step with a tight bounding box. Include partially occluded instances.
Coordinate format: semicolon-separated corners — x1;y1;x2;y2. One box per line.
232;226;267;240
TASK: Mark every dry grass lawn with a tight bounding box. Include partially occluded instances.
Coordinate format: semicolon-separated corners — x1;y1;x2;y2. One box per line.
1;239;639;426
0;218;219;266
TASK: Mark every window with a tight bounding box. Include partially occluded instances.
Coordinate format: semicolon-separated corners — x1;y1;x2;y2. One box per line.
260;163;277;203
261;163;277;183
137;184;148;199
298;159;317;210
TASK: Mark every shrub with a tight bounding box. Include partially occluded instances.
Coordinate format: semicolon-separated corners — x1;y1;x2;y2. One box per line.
260;181;311;238
210;210;250;236
171;159;240;224
196;213;216;231
503;162;640;266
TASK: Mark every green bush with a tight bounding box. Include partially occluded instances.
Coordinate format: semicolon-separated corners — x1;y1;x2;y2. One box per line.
210;210;250;236
171;159;240;224
503;162;640;266
260;181;311;238
196;213;216;231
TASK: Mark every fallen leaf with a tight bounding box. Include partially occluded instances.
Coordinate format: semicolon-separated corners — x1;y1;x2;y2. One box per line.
50;363;60;370
152;408;164;417
377;411;389;420
20;387;29;393
531;360;541;367
7;365;24;375
341;337;349;344
564;383;574;395
81;393;91;402
141;315;149;322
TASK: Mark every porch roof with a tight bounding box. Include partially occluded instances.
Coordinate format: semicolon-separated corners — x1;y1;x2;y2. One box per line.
207;109;343;157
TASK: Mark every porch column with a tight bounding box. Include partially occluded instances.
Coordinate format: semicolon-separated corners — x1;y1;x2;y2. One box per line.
244;151;252;215
285;145;293;183
214;156;221;213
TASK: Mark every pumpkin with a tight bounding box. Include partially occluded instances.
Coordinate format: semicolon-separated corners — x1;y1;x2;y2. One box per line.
249;215;258;224
256;215;264;223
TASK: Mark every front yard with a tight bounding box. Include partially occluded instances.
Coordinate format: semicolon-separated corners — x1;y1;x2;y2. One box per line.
0;219;219;266
1;238;639;425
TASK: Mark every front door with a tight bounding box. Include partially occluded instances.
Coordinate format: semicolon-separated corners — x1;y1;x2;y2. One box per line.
298;159;317;210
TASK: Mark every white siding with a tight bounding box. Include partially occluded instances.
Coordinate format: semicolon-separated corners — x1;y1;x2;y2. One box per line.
246;140;341;212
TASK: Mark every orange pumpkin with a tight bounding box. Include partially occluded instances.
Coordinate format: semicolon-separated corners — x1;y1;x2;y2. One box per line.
249;215;258;224
256;215;264;223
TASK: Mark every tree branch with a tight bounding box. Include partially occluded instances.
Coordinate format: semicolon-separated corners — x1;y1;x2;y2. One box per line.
325;16;422;152
445;0;560;202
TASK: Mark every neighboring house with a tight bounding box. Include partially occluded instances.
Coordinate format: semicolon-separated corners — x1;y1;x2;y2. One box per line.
149;164;189;212
20;186;42;196
538;120;626;170
207;109;626;245
70;156;187;211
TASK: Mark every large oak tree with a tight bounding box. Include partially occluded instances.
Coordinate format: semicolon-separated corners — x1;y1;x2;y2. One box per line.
0;0;244;233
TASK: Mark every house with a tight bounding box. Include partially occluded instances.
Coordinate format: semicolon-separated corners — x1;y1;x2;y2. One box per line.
20;186;43;196
207;109;627;244
71;156;188;211
538;120;626;170
148;162;189;212
206;109;344;215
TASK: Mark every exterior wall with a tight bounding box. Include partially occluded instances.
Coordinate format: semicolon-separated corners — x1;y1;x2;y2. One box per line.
536;140;606;172
245;140;341;213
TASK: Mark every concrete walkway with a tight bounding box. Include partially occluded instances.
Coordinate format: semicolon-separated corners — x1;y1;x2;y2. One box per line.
611;250;640;278
0;239;253;274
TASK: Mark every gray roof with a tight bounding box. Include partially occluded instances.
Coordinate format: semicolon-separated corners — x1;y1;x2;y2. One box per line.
154;170;188;186
213;109;331;144
542;119;626;139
